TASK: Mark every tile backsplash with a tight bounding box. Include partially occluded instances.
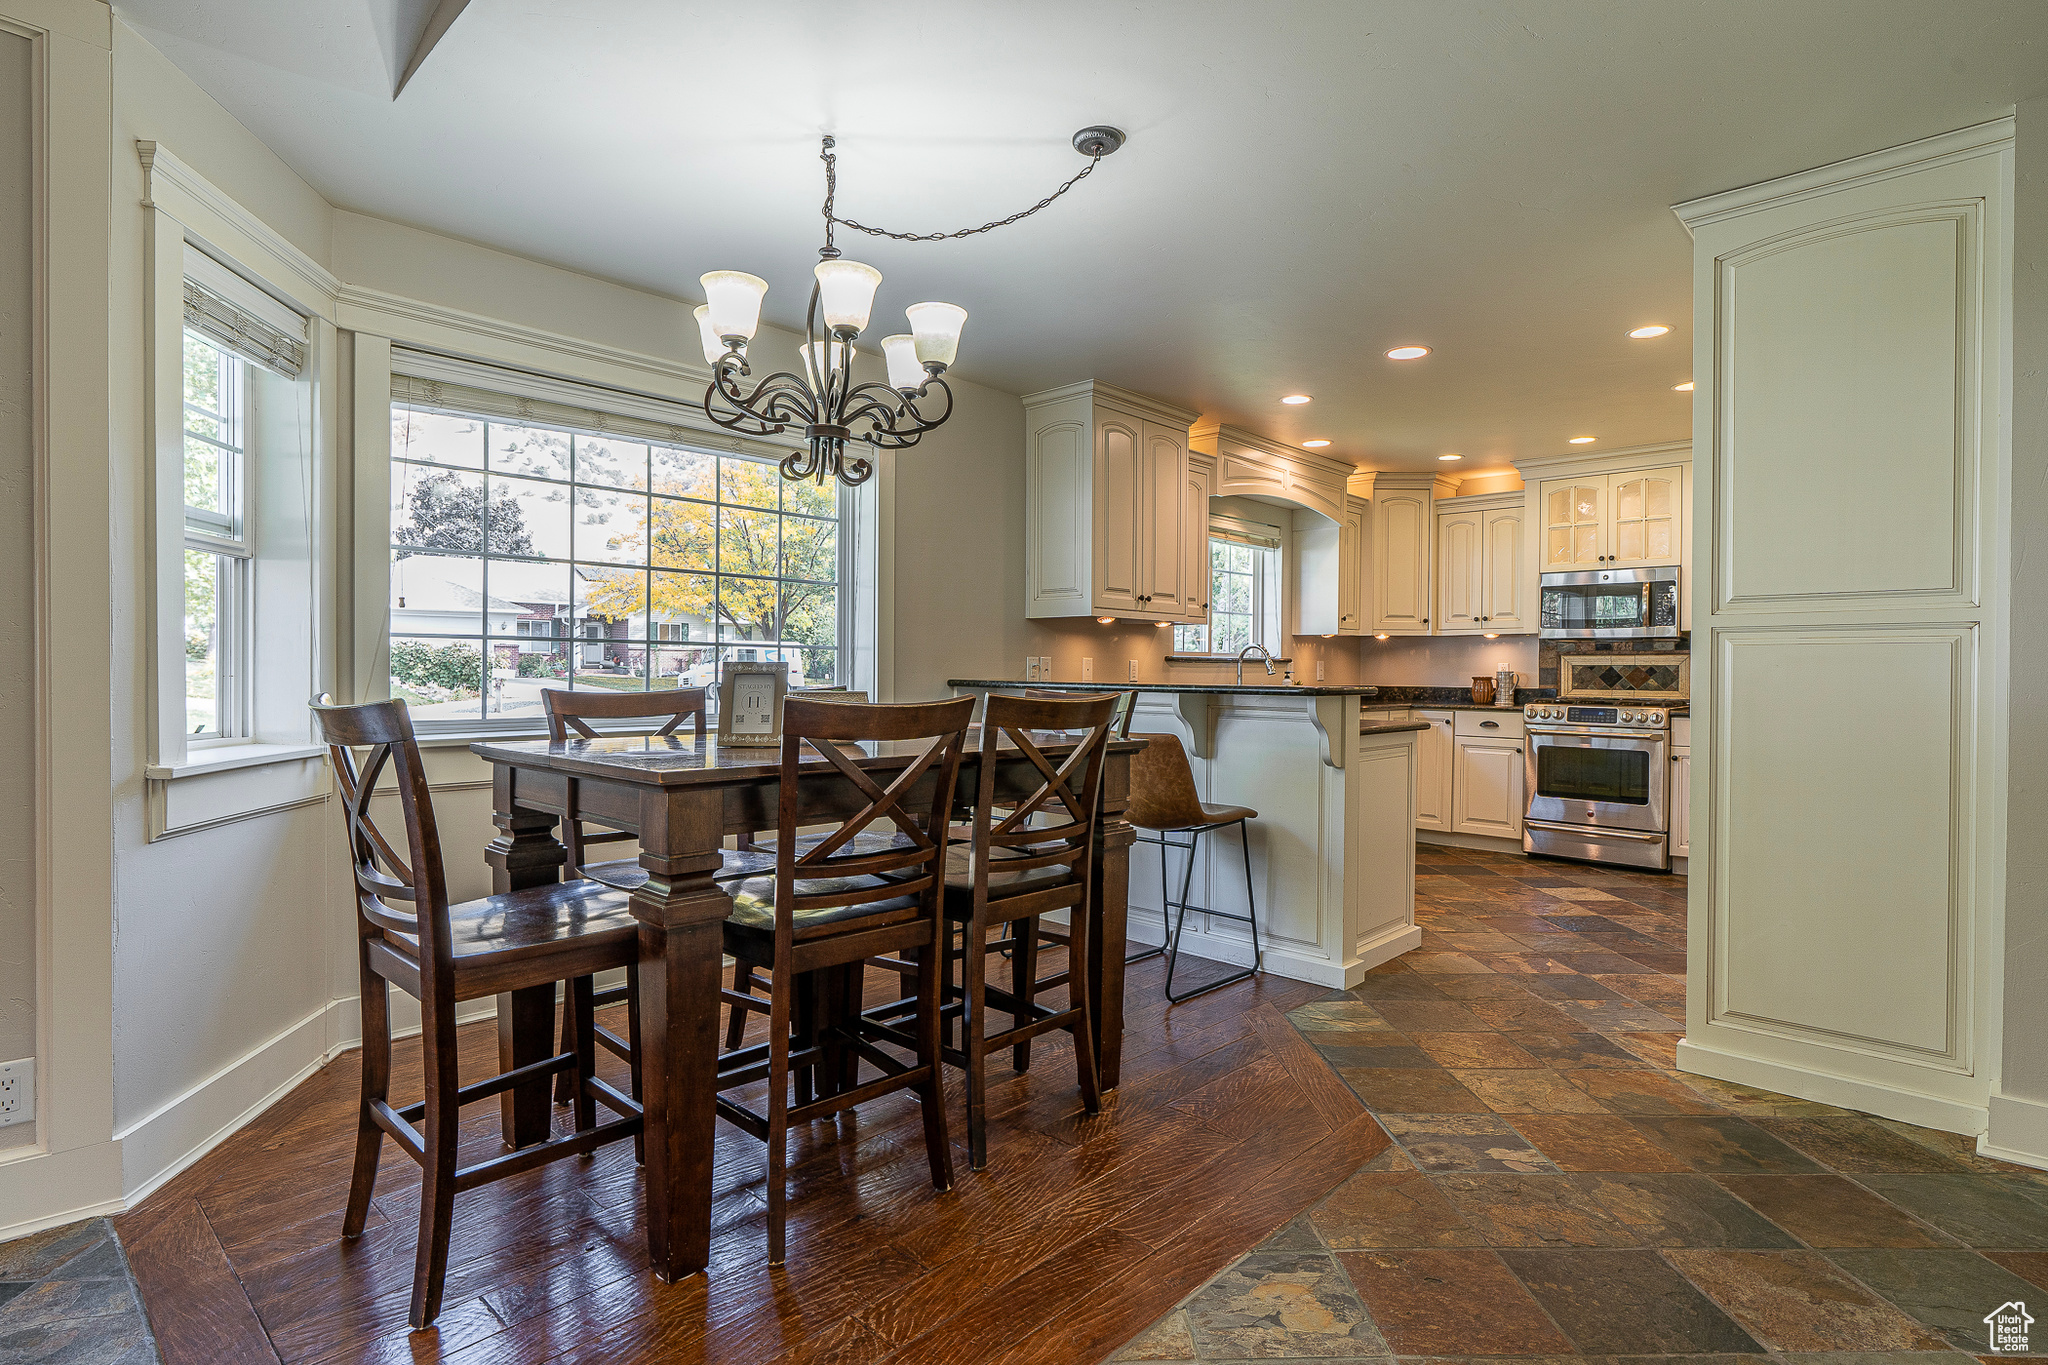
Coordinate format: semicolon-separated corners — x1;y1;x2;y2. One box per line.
1537;634;1690;690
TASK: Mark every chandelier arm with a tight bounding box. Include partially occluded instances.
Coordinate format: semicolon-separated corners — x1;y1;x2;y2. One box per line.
841;383;941;436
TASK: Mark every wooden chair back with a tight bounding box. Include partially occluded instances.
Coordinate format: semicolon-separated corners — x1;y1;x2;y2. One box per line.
969;692;1120;913
769;696;975;946
313;698;454;974
543;687;708;877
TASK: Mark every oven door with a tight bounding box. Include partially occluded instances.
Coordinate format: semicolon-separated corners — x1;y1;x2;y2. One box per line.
1524;728;1667;833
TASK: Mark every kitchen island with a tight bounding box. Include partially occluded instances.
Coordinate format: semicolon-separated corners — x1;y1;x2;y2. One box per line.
948;680;1423;988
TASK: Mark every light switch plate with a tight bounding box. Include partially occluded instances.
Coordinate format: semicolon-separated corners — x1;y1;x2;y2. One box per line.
0;1058;33;1129
1127;660;1138;682
1024;656;1039;682
1081;657;1094;682
1037;656;1051;680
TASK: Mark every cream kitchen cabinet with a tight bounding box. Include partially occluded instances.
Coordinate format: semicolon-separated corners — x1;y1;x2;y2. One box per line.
1183;451;1215;626
1452;722;1525;839
1023;381;1197;621
1413;709;1455;831
1539;464;1684;572
1434;492;1528;634
1298;495;1369;636
1369;473;1457;634
1671;746;1691;859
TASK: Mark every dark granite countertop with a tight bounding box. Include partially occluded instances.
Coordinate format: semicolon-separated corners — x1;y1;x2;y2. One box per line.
946;679;1379;697
1359;720;1432;736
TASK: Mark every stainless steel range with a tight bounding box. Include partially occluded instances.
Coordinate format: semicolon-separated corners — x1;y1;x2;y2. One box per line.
1522;701;1673;871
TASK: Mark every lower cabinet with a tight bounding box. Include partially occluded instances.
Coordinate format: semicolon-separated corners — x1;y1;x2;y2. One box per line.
1414;711;1454;832
1671;747;1691;858
1452;735;1525;838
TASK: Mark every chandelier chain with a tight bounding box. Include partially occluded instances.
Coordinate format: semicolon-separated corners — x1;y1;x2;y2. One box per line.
819;136;1102;249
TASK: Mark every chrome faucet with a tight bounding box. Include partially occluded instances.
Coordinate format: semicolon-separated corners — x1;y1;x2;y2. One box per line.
1235;644;1277;685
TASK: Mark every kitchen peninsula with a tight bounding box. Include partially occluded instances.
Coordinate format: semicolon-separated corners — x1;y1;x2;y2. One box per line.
948;680;1422;987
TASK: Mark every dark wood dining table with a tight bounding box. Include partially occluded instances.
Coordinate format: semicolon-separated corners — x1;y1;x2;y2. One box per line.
469;726;1142;1283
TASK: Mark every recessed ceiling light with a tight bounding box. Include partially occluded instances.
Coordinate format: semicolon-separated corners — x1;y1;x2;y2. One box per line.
1280;394;1312;405
1437;453;1462;461
1385;346;1431;361
1674;381;1694;391
1628;325;1670;339
1569;436;1596;444
1302;439;1331;448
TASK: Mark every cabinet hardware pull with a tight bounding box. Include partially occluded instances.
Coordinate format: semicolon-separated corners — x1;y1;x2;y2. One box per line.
1480;720;1498;728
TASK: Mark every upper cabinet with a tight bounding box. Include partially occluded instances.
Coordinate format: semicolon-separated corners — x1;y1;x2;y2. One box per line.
1184;451;1215;625
1538;463;1685;571
1368;473;1457;635
1023;382;1197;621
1434;491;1528;635
1299;495;1369;635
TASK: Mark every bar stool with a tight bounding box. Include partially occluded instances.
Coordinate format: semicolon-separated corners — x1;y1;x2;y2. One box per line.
1126;730;1263;1002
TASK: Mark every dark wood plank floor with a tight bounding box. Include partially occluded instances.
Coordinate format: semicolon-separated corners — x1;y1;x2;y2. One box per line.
119;948;1385;1365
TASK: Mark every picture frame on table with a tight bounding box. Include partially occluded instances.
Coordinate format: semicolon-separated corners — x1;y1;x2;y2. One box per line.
715;662;789;747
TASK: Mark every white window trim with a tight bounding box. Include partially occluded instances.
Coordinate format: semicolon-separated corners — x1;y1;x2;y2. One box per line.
371;348;877;739
1174;516;1286;658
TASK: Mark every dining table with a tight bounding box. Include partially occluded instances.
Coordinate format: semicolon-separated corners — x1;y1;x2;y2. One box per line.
469;725;1142;1283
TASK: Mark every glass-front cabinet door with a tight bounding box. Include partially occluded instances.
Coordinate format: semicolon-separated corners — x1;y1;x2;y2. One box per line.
1609;465;1682;568
1542;478;1605;569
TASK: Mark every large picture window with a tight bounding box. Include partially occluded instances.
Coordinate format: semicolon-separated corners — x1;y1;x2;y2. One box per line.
388;400;845;724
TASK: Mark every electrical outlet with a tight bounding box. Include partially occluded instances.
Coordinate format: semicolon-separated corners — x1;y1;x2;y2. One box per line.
1127;660;1138;682
0;1058;33;1129
1081;657;1094;682
1316;659;1326;682
1024;656;1039;682
1040;656;1052;679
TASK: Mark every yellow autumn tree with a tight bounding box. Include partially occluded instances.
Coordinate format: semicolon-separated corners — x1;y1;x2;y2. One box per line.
580;460;837;647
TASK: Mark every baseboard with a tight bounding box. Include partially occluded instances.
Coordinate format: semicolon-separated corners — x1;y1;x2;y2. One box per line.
0;1141;127;1242
1677;1037;1987;1136
1350;923;1424;985
117;993;502;1208
1416;829;1526;855
1984;1093;2048;1171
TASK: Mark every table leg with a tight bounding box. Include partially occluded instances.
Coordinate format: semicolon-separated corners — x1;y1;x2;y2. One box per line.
1089;817;1135;1091
633;787;732;1282
484;767;568;1148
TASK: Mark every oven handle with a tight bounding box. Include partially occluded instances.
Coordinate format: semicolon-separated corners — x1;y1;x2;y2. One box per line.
1523;818;1666;842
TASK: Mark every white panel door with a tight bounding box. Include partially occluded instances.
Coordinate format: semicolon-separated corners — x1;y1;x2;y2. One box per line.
1541;477;1606;570
1452;736;1524;838
1140;421;1187;616
1093;414;1143;614
1024;417;1089;615
1414;711;1454;831
1610;465;1683;569
1373;489;1432;633
1481;504;1527;631
1671;749;1691;859
1435;509;1482;633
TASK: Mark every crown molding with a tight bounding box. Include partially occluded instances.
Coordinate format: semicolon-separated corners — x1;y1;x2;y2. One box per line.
1671;116;2013;233
1187;420;1355;482
1021;379;1199;428
137;140;340;322
1511;438;1692;477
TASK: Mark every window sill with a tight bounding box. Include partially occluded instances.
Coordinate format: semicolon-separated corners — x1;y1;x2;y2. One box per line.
146;742;326;781
1165;654;1294;665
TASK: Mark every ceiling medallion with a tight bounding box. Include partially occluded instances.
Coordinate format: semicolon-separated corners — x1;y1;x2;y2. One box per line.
696;127;1125;488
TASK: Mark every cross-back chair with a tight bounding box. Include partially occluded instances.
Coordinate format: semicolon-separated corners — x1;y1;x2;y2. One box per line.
314;698;642;1330
540;687;709;1109
713;695;973;1264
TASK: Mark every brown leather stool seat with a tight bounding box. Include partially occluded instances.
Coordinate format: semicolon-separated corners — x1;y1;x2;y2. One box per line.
1125;731;1263;1001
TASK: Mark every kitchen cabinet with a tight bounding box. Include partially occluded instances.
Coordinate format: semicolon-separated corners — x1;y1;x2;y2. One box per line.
1023;381;1197;621
1452;732;1525;838
1413;709;1454;831
1434;492;1528;634
1370;473;1457;634
1671;746;1691;859
1184;451;1215;626
1539;464;1684;572
1298;495;1369;635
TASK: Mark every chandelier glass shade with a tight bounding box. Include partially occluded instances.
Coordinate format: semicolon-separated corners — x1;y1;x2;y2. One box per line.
697;128;1123;489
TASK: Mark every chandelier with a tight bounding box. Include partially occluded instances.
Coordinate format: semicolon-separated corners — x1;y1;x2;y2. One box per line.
695;126;1127;488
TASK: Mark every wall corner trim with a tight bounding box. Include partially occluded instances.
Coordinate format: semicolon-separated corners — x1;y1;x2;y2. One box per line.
1984;1094;2048;1173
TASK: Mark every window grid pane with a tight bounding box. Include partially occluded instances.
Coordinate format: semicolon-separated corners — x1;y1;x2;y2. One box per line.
390;406;842;723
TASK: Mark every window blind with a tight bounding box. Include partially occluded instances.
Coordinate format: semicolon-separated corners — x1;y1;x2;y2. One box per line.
182;249;308;379
1209;514;1283;550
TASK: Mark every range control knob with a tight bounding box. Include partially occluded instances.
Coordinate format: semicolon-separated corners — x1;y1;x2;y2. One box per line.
1649;711;1664;724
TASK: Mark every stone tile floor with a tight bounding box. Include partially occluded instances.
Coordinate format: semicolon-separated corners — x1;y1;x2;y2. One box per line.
0;1217;160;1364
1112;844;2048;1362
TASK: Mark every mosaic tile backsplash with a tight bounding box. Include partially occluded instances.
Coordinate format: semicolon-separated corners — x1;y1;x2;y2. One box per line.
1538;635;1689;691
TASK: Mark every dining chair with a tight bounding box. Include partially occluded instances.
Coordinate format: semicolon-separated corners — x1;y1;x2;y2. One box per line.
540;686;709;1110
713;694;973;1264
313;698;642;1330
938;691;1117;1168
1127;729;1264;1002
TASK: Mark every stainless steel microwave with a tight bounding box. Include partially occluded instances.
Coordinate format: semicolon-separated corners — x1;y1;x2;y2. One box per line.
1538;566;1680;639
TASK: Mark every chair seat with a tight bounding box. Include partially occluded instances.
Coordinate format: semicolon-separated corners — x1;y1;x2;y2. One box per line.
722;875;925;960
1137;801;1257;832
381;879;638;975
939;845;1078;911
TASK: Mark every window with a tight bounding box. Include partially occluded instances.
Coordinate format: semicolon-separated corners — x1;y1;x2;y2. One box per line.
1174;531;1281;655
388;399;846;725
182;331;250;739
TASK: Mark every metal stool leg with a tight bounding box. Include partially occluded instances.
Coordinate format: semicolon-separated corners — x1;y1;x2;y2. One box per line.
1162;819;1262;1004
1126;830;1172;965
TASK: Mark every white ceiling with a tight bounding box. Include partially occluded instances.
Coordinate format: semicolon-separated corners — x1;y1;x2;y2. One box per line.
114;0;2048;474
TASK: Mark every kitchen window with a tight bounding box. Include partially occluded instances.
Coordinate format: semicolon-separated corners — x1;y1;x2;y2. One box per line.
388;386;847;727
182;330;249;739
1174;518;1283;655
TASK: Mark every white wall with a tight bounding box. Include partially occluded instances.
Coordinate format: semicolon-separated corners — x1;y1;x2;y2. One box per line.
0;21;35;1153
